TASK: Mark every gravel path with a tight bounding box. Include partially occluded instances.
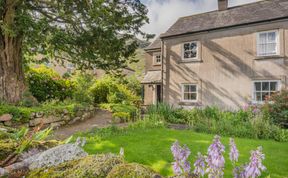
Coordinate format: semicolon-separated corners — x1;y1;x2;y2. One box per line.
53;109;115;140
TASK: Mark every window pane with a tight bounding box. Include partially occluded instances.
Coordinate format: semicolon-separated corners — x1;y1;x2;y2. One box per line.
184;85;189;92
270;82;278;91
184;43;190;51
256;92;262;101
259;33;267;44
262;92;269;101
184;93;189;100
191;93;197;100
189;85;196;92
184;51;190;59
268;32;276;42
262;82;269;91
190;43;197;50
267;43;276;54
255;82;261;91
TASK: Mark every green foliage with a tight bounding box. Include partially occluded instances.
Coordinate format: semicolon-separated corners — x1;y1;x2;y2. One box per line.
28;154;124;178
146;104;287;142
5;1;149;70
107;163;160;178
264;90;288;128
90;76;140;105
71;72;96;104
26;66;76;103
0;100;85;122
100;103;139;121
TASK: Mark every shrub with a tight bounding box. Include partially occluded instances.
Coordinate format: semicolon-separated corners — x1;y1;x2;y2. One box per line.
107;163;161;178
71;72;95;104
26;66;75;102
90;76;140;105
28;154;124;178
264;90;288;128
100;103;139;121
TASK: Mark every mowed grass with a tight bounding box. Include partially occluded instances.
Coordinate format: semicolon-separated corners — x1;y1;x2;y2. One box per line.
82;128;288;177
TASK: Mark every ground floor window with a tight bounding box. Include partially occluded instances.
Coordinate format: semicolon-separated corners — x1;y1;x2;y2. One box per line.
181;84;197;102
253;80;280;103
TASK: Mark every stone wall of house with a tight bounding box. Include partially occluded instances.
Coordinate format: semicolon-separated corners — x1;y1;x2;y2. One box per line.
0;107;98;129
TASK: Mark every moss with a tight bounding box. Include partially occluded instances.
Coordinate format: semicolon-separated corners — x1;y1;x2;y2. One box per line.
28;154;123;178
106;163;161;178
0;140;17;160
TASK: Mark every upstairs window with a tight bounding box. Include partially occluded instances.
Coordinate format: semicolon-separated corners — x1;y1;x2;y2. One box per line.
182;42;198;60
257;30;279;56
181;84;198;102
253;80;280;103
153;52;161;65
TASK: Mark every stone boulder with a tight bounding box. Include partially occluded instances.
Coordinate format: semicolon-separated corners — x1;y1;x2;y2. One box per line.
0;114;12;122
26;143;88;170
29;116;63;127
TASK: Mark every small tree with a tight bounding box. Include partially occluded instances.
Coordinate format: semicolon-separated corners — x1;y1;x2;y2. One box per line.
0;0;148;103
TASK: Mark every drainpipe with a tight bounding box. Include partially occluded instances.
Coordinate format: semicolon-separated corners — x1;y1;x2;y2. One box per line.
161;39;164;103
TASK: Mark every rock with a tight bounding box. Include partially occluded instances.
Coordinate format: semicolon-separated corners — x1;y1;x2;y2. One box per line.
68;117;81;124
63;115;71;121
29;116;62;127
82;112;91;120
76;110;83;117
0;167;8;177
0;127;8;132
30;113;36;119
50;121;65;128
3;121;12;126
35;112;44;118
63;109;69;114
0;114;12;122
26;143;88;170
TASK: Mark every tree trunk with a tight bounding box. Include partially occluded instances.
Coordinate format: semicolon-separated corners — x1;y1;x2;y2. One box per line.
0;0;25;103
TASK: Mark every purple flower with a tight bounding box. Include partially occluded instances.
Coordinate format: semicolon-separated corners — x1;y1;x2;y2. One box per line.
229;138;239;163
193;152;206;177
206;135;225;177
244;146;266;178
233;166;246;178
171;140;191;175
242;104;249;111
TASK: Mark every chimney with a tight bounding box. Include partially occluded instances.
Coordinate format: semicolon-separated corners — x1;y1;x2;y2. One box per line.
218;0;228;11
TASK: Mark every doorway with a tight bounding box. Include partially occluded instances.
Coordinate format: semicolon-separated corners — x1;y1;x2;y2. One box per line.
156;84;162;104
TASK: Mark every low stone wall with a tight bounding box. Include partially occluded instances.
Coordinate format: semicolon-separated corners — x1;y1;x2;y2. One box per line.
0;107;98;129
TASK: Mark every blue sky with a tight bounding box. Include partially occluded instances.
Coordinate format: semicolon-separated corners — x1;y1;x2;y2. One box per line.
141;0;260;36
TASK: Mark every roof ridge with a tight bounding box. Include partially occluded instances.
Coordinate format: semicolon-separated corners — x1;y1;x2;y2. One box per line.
179;0;267;20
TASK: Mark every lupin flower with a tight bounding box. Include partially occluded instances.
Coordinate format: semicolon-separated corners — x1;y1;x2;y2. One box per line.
193;152;206;177
229;138;239;163
206;135;225;177
233;166;246;178
244;146;266;178
171;140;191;175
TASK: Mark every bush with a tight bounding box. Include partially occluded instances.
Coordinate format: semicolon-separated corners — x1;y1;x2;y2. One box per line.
28;154;124;178
146;104;288;142
264;90;288;128
26;66;75;102
100;103;139;121
107;163;161;178
71;72;95;104
90;76;140;105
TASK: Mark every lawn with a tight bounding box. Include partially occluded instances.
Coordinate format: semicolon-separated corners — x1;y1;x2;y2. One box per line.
81;128;288;177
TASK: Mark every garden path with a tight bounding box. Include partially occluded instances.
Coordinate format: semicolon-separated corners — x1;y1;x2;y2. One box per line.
52;109;126;140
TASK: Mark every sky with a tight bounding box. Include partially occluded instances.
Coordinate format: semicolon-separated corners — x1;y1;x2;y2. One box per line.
141;0;261;37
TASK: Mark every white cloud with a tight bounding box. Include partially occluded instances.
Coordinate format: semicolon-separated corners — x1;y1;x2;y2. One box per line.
142;0;260;37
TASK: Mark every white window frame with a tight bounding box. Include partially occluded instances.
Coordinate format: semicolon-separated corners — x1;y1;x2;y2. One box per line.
181;84;198;102
256;30;279;57
182;41;199;60
153;52;162;65
252;80;281;104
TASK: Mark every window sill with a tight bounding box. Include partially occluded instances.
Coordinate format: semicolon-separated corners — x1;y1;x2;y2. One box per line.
254;55;284;60
153;64;161;66
178;59;203;64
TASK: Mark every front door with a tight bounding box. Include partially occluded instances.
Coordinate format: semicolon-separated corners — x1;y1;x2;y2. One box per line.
156;84;162;104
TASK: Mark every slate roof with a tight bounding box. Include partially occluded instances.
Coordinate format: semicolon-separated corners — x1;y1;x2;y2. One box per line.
161;0;288;38
141;70;161;84
145;37;161;50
